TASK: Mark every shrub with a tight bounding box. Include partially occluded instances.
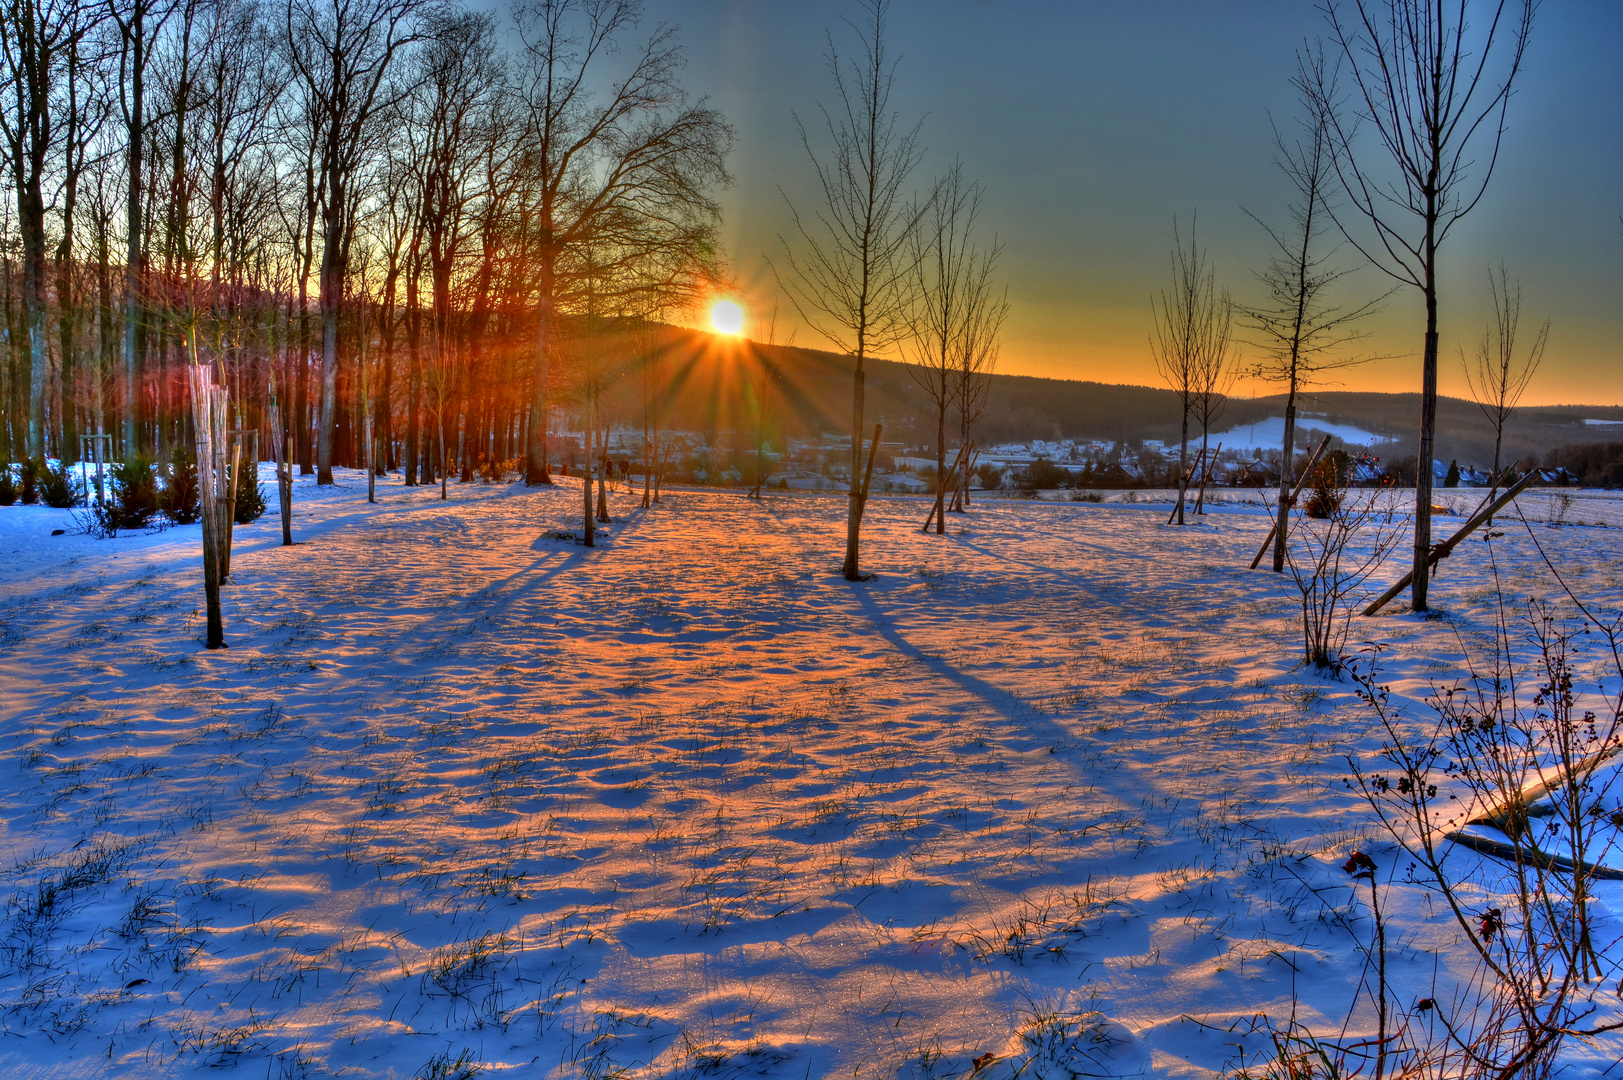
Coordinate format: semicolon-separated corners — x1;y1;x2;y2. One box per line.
39;458;79;508
19;457;39;504
160;451;201;524
233;459;266;524
1336;596;1623;1078
1302;460;1343;519
0;466;17;505
476;456;516;484
1019;458;1073;491
109;456;160;530
1286;495;1403;671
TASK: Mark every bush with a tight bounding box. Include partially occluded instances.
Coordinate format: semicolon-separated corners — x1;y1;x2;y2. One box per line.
1019;458;1072;491
19;458;39;504
161;451;201;524
1335;596;1623;1077
109;457;160;531
1302;461;1343;519
0;467;16;506
39;458;79;508
476;456;516;484
233;459;266;524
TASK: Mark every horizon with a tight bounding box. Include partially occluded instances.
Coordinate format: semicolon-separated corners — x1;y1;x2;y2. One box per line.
661;0;1623;406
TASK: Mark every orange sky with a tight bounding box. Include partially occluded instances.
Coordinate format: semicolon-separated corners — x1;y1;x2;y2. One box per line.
669;1;1623;408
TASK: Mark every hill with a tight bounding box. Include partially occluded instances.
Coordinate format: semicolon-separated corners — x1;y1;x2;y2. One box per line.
603;324;1623;470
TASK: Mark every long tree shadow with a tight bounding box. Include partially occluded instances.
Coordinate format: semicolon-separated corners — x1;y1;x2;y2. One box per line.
847;582;1088;754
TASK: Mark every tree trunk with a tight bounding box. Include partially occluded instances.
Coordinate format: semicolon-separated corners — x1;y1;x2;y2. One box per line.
1272;400;1298;572
1412;230;1439;611
582;407;596;546
933;400;947;534
1174;405;1190;525
842;354;867;580
404;261;421;485
526;257;555;484
122;5;146;458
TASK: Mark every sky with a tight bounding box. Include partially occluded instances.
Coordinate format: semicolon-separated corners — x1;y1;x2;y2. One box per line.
644;0;1622;407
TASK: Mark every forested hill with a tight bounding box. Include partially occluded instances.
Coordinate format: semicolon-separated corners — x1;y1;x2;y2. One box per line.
631;325;1623;467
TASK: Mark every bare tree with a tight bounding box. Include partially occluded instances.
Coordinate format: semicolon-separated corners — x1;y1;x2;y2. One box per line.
412;5;502;484
1462;261;1546;499
1245;57;1387;569
774;0;924;580
1189;306;1235;514
632;313;665;507
906;163;1001;534
746;308;788;500
1151;216;1226;526
511;0;732;486
950;267;1005;512
1311;0;1535;611
285;0;427;485
107;0;171;456
0;0;99;458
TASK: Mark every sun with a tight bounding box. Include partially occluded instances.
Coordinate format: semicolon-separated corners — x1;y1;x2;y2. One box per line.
710;299;744;335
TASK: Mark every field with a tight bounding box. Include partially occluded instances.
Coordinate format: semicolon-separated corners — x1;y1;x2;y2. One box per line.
1;473;1621;1078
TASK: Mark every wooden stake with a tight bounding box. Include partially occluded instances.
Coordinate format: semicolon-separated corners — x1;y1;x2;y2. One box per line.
268;403;293;547
188;366;227;649
1193;442;1222;514
858;424;882;507
1167;446;1210;525
923;440;973;532
1248;434;1332;569
1361;469;1540;616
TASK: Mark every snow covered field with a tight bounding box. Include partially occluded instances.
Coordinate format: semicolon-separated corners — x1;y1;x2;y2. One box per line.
1;472;1621;1078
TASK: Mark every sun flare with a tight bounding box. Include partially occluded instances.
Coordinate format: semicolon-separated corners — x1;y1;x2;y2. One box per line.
710;299;744;335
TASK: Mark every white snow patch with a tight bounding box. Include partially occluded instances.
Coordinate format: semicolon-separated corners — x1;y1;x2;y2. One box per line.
1215;414;1382;452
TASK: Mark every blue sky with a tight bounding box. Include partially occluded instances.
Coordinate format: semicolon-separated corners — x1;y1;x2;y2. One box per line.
653;1;1621;404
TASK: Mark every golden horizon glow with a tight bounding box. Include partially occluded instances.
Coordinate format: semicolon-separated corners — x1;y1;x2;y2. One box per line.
711;299;744;336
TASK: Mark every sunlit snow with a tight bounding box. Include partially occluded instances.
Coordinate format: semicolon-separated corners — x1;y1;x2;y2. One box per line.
1;471;1620;1078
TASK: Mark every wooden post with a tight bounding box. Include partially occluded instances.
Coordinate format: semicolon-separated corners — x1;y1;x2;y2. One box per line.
268;403;293;547
219;430;246;581
364;407;376;504
859;423;882;507
1167;446;1209;526
1361;469;1540;616
187;366;227;649
1248;435;1332;570
1193;442;1222;514
956;448;981;510
80;433;110;506
923;440;973;532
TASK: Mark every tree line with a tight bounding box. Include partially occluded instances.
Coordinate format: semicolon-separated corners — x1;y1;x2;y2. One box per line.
1;0;733;490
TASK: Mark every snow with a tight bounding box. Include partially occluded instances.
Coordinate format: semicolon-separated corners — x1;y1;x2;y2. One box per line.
1;469;1622;1077
1213;415;1382;452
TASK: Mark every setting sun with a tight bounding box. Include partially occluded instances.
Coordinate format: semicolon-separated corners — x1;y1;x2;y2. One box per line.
710;299;744;335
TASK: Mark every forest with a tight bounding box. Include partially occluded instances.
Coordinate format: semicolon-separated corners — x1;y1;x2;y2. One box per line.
2;0;742;489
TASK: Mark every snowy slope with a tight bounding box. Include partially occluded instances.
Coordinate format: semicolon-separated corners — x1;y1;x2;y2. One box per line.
0;471;1620;1078
1213;415;1382;453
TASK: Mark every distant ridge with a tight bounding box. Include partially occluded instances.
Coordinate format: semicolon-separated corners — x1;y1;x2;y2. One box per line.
629;323;1623;469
